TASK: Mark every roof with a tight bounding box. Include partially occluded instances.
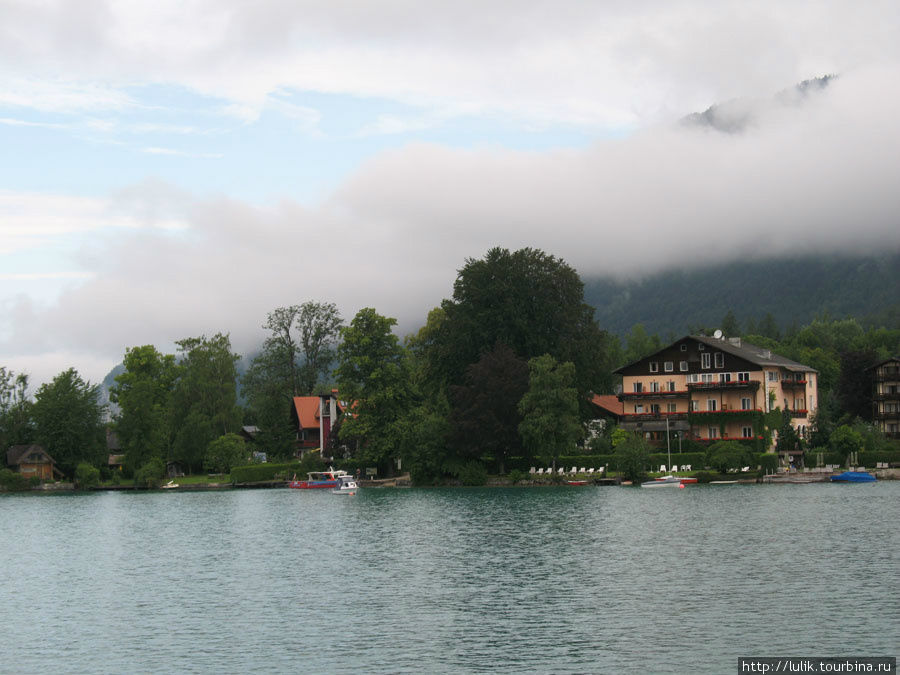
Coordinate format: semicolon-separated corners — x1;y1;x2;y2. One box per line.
7;444;55;466
615;335;817;374
868;356;900;370
692;335;817;372
293;396;323;430
590;394;624;417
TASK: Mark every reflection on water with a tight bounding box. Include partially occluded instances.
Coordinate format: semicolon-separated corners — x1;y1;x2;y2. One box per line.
1;484;897;673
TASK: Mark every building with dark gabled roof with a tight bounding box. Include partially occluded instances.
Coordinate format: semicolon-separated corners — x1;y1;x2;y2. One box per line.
870;357;900;439
6;444;62;480
614;334;818;456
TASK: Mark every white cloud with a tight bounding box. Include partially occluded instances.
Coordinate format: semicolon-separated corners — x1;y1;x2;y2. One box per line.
1;66;898;388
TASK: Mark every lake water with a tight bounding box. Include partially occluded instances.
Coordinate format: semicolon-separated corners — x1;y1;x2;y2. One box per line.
1;483;897;674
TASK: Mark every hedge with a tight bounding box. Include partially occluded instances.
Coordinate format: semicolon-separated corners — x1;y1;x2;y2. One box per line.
230;462;302;483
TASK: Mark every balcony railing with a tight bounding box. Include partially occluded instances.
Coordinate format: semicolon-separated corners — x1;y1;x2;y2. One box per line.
874;367;900;382
780;379;808;389
874;391;900;401
875;411;900;421
686;380;760;392
788;409;809;419
622;412;689;422
619;390;690;400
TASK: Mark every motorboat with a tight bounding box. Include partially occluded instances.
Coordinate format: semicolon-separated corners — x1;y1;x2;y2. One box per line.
656;475;697;484
289;469;351;489
332;475;359;495
161;480;179;489
830;471;876;483
564;479;589;486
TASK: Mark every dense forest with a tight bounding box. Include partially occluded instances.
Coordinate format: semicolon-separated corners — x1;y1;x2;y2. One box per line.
3;247;900;489
584;252;900;338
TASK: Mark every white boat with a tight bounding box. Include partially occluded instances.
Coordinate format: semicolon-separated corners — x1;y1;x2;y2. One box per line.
162;480;179;489
640;476;685;488
331;475;359;495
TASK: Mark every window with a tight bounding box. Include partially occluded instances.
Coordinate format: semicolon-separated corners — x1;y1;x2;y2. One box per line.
714;352;724;368
680;344;688;351
664;361;674;372
650;381;660;393
737;372;750;382
680;361;688;372
701;353;711;369
688;373;699;383
633;382;643;393
667;403;677;413
691;400;699;412
708;427;719;439
742;427;753;438
667;381;676;392
698;344;705;350
767;371;779;382
718;373;731;383
795;397;805;410
649;361;659;373
650;404;660;414
634;404;643;413
702;373;714;383
741;398;751;410
707;399;717;411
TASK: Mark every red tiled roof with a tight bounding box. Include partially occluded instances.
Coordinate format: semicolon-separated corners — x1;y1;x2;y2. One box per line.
591;394;624;417
292;396;322;430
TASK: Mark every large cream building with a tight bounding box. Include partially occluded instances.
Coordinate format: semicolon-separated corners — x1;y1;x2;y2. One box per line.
615;335;817;454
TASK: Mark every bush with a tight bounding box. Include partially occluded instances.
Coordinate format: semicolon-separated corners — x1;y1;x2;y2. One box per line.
0;468;31;492
456;461;488;486
204;433;247;474
615;435;652;483
507;469;526;483
756;453;779;474
706;441;754;474
134;458;165;489
74;462;100;490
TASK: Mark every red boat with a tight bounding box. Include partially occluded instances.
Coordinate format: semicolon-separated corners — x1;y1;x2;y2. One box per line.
289;469;351;489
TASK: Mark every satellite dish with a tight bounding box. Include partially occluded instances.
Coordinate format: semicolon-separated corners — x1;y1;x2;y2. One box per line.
713;329;723;339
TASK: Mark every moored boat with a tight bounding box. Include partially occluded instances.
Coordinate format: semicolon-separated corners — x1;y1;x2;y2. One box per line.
641;476;685;488
332;475;359;495
830;471;876;483
289;469;351;489
564;479;589;486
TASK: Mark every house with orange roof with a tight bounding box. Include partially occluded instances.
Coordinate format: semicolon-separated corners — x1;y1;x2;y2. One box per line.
291;391;344;454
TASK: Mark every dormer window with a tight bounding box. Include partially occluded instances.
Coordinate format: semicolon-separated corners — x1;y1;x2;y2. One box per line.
649;362;659;373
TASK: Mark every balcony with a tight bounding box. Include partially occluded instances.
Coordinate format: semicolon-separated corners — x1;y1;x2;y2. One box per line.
780;379;808;389
874;391;900;401
686;380;760;392
622;412;689;422
873;367;900;382
619;390;690;401
875;411;900;421
788;409;808;419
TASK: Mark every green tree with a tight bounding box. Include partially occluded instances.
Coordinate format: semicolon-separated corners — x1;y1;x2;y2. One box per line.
110;345;179;474
296;301;344;394
170;334;242;473
624;324;662;365
424;247;616;405
775;409;802;458
720;310;741;337
336;308;412;470
614;433;651;483
450;343;529;474
518;354;581;471
74;462;101;490
706;441;754;473
0;367;33;450
31;368;106;476
829;425;863;465
204;433;247;473
134;457;166;488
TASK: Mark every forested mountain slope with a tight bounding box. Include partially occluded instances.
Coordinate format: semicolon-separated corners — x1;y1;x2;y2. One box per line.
584;253;900;337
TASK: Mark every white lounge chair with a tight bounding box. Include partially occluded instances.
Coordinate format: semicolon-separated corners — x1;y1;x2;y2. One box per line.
529;467;537;474
671;465;679;472
684;464;691;471
660;465;667;473
557;467;565;474
587;468;594;474
579;467;586;473
741;466;750;472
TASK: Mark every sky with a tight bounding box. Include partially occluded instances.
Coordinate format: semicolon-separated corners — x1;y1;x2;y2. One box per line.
2;0;900;389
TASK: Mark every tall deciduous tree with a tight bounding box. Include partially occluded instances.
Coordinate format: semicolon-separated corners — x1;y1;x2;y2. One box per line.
0;367;33;450
110;345;178;473
31;368;106;476
335;308;411;469
518;354;581;471
297;301;343;394
170;334;241;473
449;343;528;474
424;247;616;407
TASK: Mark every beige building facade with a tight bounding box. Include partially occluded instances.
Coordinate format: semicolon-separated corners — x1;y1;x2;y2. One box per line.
615;335;817;451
